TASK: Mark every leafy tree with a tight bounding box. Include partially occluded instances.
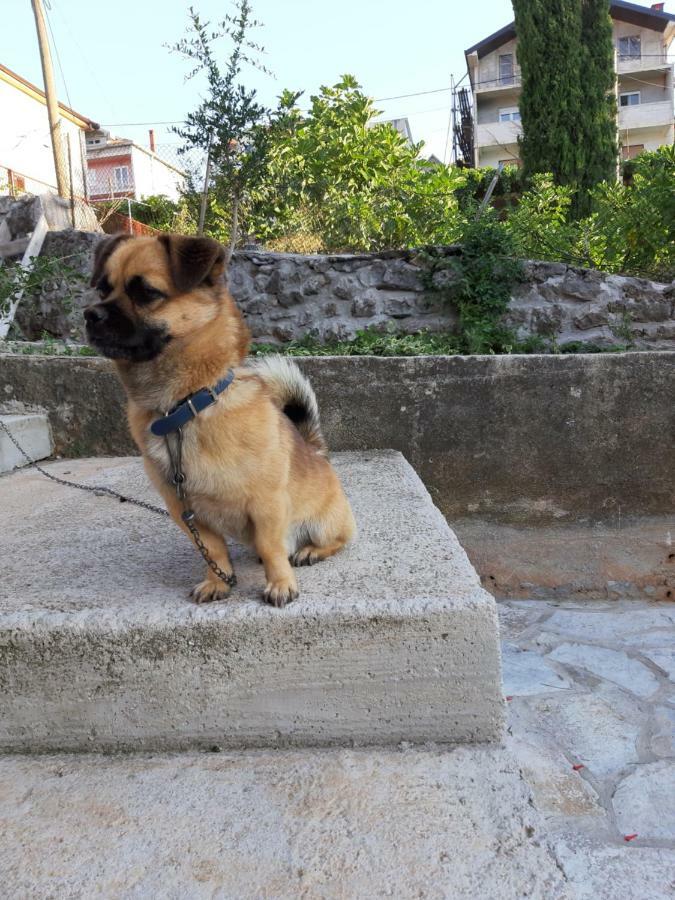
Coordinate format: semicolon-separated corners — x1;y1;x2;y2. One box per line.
584;146;675;279
506;174;579;263
248;76;465;251
170;2;297;263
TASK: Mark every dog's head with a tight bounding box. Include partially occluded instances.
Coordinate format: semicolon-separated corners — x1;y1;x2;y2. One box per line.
85;234;231;363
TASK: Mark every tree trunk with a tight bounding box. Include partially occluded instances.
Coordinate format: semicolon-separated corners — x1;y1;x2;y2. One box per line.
224;192;240;268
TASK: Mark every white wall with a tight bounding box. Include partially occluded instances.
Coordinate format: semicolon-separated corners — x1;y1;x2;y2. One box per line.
130;146;185;201
0;78;87;196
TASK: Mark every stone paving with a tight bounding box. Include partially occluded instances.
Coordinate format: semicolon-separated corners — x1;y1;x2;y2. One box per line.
500;598;675;898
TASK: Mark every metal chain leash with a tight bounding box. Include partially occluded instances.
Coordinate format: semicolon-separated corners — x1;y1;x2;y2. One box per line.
164;427;237;589
0;417;168;516
0;417;236;589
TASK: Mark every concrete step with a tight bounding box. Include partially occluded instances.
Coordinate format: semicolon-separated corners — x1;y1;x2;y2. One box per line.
0;747;565;898
0;451;504;752
0;413;52;474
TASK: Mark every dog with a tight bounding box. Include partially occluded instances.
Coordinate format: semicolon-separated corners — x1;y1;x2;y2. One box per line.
85;233;356;607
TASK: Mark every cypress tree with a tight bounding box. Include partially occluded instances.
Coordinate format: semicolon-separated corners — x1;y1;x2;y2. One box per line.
512;0;584;188
512;0;617;216
577;0;617;215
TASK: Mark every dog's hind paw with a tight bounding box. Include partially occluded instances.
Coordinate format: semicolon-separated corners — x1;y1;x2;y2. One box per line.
290;546;323;567
190;579;232;604
263;578;299;608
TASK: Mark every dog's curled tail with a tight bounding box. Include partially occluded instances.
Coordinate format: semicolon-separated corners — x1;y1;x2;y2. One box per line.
250;356;327;455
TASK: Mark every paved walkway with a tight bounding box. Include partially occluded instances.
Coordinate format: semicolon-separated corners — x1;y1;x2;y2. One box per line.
500;598;675;898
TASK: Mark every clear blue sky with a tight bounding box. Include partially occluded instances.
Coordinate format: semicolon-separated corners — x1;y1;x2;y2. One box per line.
3;0;664;161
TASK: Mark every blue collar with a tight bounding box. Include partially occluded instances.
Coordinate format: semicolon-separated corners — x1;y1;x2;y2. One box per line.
150;369;235;437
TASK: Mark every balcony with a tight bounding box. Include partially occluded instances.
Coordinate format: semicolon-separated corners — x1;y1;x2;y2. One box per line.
475;120;522;149
618;99;674;130
475;73;522;95
616;53;672;75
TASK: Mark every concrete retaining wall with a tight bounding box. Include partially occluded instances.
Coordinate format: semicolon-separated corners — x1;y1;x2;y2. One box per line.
1;352;672;525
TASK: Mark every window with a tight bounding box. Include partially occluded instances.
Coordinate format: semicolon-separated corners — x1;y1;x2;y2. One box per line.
499;107;521;123
622;144;644;160
618;35;641;60
499;53;515;86
619;92;640;107
113;166;131;190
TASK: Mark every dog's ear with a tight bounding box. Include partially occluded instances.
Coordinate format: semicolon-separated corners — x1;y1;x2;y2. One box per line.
158;235;226;294
90;234;132;287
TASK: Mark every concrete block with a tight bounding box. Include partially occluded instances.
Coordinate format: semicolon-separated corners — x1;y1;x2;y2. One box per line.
0;451;504;752
0;747;565;897
0;413;52;474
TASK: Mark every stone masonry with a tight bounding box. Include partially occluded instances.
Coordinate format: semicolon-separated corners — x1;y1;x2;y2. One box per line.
6;228;674;349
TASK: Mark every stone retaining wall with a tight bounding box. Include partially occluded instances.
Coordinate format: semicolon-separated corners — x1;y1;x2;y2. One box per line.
6;228;675;349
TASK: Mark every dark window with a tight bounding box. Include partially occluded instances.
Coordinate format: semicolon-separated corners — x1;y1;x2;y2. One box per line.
499;53;515;86
618;36;641;60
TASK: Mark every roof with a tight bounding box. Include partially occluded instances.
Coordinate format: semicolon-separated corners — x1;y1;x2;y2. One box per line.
0;62;99;130
465;1;675;60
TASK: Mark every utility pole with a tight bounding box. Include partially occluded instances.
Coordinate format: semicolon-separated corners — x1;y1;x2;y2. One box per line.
31;0;69;197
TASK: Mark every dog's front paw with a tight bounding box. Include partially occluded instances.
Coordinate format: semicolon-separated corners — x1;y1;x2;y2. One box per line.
190;579;232;604
263;577;299;608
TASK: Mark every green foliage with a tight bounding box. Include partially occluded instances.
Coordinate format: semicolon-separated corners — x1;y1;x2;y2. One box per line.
513;0;584;188
506;174;579;263
577;0;617;215
421;213;524;353
251;327;463;357
503;150;674;280
583;147;675;280
454;165;524;209
248;76;465;251
513;0;616;217
128;195;197;234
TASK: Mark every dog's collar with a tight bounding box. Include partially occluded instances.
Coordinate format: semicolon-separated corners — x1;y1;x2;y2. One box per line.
150;370;235;437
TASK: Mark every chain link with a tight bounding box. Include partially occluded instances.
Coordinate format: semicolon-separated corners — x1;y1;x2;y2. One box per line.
0;418;236;589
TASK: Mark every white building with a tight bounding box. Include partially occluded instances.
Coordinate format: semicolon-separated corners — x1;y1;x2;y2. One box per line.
0;62;97;197
86;129;186;202
464;0;675;168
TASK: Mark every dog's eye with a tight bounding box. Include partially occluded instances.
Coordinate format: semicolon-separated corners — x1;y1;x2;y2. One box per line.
143;287;165;302
126;276;166;305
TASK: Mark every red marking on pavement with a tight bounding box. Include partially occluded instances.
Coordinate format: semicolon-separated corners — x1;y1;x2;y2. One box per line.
624;834;638;842
572;764;585;771
505;696;514;701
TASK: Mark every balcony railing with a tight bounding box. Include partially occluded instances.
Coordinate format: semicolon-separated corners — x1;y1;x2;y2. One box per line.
616;52;671;74
475;120;523;149
475;73;522;93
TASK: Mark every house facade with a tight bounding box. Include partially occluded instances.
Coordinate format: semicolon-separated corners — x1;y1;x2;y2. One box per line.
86;129;186;202
465;0;675;168
0;63;97;197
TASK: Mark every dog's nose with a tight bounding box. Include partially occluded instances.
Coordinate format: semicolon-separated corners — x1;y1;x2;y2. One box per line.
84;304;108;325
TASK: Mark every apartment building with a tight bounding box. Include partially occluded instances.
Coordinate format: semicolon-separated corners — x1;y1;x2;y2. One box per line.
464;0;675;168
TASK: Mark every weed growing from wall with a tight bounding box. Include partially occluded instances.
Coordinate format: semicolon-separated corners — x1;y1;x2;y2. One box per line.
421;214;524;354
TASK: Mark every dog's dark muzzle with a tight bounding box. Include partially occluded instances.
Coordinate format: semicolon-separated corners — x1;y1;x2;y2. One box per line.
84;302;171;362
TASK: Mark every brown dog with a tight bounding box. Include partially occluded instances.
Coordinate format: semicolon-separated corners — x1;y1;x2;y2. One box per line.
85;233;356;607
